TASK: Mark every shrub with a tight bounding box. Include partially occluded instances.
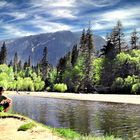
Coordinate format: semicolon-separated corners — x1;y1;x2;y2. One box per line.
131;83;140;94
0;106;4;112
23;77;34;91
124;75;139;87
54;83;67;92
34;77;45;91
0;80;9;89
115;77;124;86
18;122;36;131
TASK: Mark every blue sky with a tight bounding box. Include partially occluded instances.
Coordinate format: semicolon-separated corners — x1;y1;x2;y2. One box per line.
0;0;140;40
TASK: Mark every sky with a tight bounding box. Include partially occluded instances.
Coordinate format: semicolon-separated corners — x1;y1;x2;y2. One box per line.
0;0;140;40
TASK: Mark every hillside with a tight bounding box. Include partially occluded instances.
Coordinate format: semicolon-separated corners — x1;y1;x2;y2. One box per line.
0;31;105;66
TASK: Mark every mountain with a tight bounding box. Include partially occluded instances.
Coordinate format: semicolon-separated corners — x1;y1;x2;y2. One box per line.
0;31;106;66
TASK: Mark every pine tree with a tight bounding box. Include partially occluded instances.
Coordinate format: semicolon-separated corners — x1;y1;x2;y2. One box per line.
84;26;95;91
18;60;22;71
110;20;125;53
23;61;28;70
71;44;79;67
27;55;31;67
56;56;67;83
130;28;139;49
40;47;49;81
0;42;7;64
100;35;115;59
35;63;41;76
8;60;13;67
13;52;18;72
78;26;95;92
79;29;86;53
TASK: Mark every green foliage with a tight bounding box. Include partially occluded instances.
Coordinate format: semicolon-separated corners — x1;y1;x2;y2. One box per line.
18;122;36;131
116;50;140;67
0;80;8;89
0;64;45;91
54;83;67;92
115;77;124;86
0;106;4;112
124;75;139;87
54;128;80;139
62;56;85;92
48;68;57;84
116;52;131;64
54;128;121;140
0;65;15;89
92;58;104;84
131;83;140;94
23;77;34;91
113;75;140;94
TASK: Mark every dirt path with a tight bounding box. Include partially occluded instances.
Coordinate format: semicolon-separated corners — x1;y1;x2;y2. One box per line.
0;118;65;140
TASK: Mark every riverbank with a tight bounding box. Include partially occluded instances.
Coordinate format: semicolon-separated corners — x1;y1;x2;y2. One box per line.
0;113;121;140
0;113;65;140
6;91;140;105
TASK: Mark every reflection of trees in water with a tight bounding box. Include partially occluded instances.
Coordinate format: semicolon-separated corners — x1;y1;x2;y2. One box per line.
94;104;140;139
56;100;91;135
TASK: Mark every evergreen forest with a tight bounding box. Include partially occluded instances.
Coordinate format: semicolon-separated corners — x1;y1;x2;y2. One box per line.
0;21;140;94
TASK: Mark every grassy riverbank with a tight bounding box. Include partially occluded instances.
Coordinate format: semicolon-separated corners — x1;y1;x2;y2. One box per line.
0;112;122;140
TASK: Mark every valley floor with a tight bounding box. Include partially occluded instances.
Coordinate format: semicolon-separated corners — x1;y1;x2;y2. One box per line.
6;91;140;105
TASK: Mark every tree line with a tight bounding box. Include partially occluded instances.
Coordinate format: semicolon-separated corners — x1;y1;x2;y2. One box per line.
0;20;140;93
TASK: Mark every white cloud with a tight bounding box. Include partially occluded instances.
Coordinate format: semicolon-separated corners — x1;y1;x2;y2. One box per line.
48;0;76;7
30;0;76;8
9;12;27;20
0;1;15;8
87;6;140;32
37;22;72;32
29;0;77;19
50;9;76;19
31;15;72;32
0;0;139;40
2;12;28;22
101;7;140;21
0;1;7;7
79;0;121;7
1;24;35;38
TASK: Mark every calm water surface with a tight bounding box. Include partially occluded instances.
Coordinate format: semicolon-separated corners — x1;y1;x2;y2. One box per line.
9;95;140;139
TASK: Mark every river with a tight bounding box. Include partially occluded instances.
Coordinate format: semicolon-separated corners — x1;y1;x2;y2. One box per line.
9;95;140;139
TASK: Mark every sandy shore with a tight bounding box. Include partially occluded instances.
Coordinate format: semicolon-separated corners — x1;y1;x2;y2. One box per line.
0;116;64;140
6;91;140;105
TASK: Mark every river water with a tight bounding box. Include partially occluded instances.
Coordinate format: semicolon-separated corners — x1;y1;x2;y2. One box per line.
9;95;140;139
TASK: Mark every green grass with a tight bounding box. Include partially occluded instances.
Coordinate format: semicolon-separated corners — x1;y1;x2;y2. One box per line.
17;122;36;131
52;128;122;140
53;128;80;139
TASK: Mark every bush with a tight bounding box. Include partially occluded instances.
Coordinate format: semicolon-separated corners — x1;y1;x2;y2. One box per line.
131;83;140;94
18;122;36;131
115;77;124;86
54;83;67;92
33;76;45;91
0;106;4;112
23;77;34;91
112;75;140;94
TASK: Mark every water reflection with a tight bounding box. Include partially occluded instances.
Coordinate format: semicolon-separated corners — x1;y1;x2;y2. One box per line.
9;95;140;139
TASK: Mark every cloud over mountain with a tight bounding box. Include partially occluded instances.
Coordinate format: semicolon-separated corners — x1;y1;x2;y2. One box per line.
0;0;139;40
